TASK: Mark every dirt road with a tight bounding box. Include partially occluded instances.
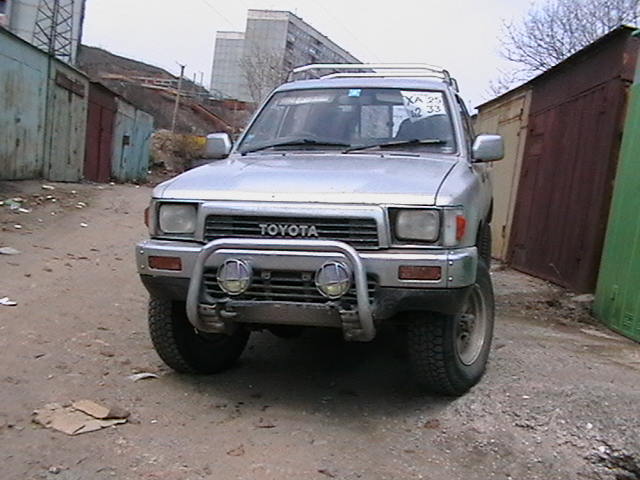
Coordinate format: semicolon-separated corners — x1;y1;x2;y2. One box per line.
1;181;639;480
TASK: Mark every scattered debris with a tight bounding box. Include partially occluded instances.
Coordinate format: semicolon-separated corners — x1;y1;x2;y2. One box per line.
127;372;159;382
226;445;245;457
76;202;87;209
0;247;21;255
580;328;619;340
571;293;595;304
3;199;23;210
80;223;88;228
17;208;32;214
318;469;337;478
422;419;441;429
41;185;56;190
13;224;22;230
254;417;276;429
0;297;17;307
72;400;130;420
33;401;128;435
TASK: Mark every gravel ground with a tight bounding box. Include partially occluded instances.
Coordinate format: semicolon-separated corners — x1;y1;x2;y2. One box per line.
0;181;639;480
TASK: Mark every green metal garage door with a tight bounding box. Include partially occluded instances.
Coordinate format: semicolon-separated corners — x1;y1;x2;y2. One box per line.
594;32;640;342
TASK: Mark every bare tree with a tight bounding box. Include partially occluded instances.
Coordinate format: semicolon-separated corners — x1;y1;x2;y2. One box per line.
501;0;639;75
239;44;288;104
486;69;530;97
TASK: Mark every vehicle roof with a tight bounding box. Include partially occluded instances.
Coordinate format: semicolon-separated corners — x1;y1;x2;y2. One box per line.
275;77;452;92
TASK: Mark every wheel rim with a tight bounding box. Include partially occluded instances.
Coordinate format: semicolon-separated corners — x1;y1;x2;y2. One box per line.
455;284;488;366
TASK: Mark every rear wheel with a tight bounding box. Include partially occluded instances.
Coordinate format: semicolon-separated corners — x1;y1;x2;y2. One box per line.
148;297;249;373
407;261;494;396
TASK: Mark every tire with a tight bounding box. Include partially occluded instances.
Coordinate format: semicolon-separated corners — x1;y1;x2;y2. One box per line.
407;261;494;396
478;223;492;264
148;297;249;374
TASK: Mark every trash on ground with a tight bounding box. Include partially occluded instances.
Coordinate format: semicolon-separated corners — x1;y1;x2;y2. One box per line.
41;185;55;190
127;372;159;382
226;445;245;456
0;297;18;307
13;224;22;230
33;401;128;435
318;469;337;478
422;419;441;429
3;199;23;210
80;223;88;228
254;417;276;429
0;247;21;255
72;400;130;420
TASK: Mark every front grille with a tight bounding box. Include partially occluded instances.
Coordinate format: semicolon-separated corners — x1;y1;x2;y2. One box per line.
204;215;380;249
203;269;377;305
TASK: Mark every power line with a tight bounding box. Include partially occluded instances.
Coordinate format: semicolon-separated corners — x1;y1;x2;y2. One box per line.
307;2;381;62
198;0;236;29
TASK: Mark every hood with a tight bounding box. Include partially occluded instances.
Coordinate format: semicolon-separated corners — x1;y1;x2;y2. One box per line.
155;153;457;205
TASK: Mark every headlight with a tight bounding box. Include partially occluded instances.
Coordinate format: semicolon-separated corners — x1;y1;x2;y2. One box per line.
395;209;440;242
158;203;197;234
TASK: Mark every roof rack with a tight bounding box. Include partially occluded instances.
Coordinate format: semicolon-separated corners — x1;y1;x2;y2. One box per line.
289;63;458;91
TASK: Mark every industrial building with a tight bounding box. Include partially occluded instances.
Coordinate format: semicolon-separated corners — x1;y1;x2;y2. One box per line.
0;0;85;64
210;9;360;102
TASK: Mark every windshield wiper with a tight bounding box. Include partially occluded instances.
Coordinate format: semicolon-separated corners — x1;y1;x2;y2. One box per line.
240;138;351;155
344;138;447;153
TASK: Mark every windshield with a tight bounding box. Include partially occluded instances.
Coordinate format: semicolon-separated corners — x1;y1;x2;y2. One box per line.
237;88;457;155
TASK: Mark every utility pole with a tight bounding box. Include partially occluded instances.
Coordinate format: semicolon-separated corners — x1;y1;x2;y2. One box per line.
171;63;186;133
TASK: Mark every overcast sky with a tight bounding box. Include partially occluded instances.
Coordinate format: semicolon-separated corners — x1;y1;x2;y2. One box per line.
83;0;535;109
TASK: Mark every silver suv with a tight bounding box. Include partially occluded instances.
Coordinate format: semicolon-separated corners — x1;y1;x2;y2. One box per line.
136;64;504;395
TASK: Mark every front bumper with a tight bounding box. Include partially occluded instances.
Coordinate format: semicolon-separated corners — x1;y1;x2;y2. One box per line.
136;238;478;341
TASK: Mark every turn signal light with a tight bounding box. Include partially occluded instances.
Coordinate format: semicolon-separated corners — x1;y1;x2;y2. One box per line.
456;215;467;240
398;266;442;281
148;256;182;271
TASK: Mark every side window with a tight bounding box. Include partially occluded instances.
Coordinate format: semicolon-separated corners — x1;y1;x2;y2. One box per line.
456;96;475;153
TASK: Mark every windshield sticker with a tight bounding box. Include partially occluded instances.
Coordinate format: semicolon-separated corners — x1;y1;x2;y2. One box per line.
401;91;445;122
348;89;362;97
277;93;333;106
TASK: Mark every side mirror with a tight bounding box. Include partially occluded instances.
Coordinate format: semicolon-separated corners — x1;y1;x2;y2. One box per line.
472;134;504;162
205;133;232;159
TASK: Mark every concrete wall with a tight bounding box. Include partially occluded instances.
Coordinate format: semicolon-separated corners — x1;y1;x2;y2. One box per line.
475;88;532;260
210;31;246;101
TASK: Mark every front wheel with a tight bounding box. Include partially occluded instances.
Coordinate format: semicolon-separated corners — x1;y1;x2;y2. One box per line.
407;261;494;396
148;297;249;374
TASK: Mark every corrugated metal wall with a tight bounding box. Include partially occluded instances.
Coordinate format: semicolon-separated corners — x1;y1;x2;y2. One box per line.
475;89;532;260
594;47;640;342
508;30;639;293
0;28;88;182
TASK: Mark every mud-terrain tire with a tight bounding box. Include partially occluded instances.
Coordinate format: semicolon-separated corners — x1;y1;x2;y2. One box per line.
148;297;249;373
407;261;494;396
478;223;492;264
